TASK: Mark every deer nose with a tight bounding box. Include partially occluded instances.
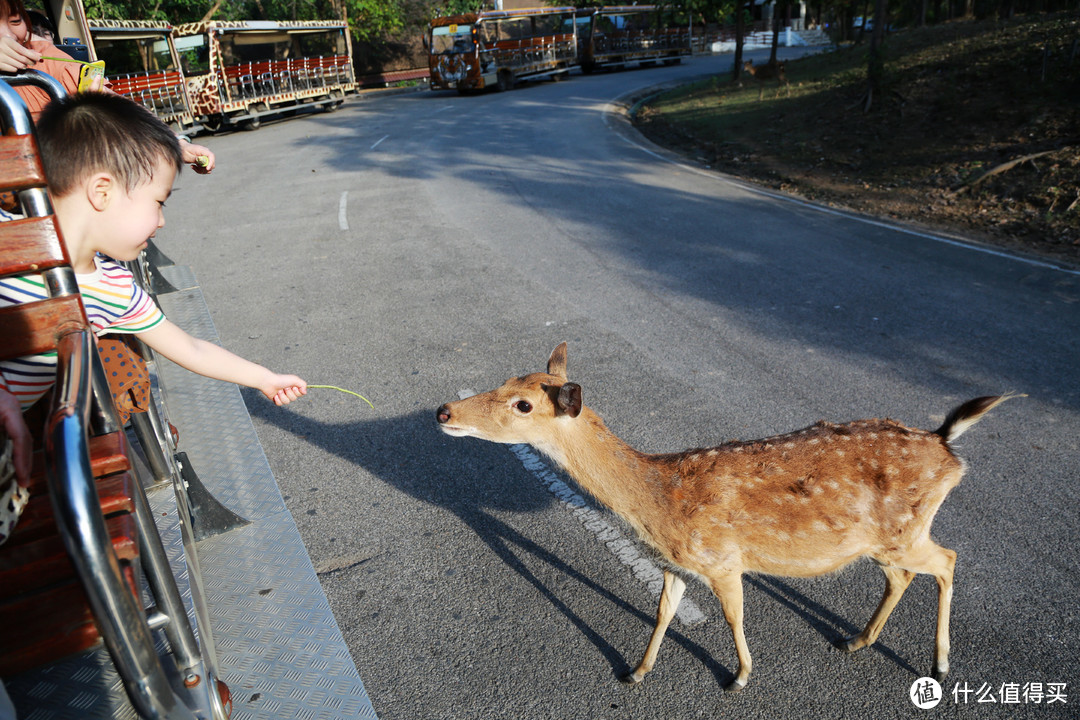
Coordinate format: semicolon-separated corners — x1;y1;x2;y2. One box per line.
436;405;452;424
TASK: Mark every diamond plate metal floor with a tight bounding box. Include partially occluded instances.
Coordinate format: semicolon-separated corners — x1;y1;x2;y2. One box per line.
4;265;377;720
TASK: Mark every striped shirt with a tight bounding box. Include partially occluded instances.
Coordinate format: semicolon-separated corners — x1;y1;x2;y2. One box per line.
0;256;164;409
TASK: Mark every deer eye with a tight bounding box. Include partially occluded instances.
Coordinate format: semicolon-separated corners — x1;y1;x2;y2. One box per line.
514;400;533;414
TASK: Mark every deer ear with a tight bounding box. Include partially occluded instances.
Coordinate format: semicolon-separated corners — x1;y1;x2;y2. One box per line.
547;342;568;380
557;382;582;418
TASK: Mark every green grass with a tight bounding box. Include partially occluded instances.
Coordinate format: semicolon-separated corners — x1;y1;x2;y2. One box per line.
634;13;1080;262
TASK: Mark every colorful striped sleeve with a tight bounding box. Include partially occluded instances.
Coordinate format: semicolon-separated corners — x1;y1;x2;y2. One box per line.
79;259;165;335
0;275;58;409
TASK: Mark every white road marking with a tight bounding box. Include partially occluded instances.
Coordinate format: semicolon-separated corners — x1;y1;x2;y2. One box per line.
339;191;348;231
457;388;706;625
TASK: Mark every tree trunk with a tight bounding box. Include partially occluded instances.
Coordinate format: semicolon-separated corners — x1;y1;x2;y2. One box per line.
733;0;749;80
200;0;225;23
864;0;889;112
769;1;782;65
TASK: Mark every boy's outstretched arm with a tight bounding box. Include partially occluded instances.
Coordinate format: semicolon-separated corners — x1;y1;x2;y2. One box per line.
137;319;307;405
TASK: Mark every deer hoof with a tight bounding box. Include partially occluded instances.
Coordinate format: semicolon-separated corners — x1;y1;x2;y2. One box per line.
724;678;747;693
932;663;949;682
839;635;866;653
619;670;644;685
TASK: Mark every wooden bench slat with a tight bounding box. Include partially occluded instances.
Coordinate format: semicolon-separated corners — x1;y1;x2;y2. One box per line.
0;216;67;276
6;471;137;544
0;134;45;188
27;431;132;492
0;295;87;357
0;564;139;676
0;513;138;598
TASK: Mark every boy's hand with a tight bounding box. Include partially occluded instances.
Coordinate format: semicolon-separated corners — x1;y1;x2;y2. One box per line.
263;375;307;406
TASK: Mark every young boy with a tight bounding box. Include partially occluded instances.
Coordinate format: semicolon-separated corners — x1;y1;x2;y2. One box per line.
0;91;306;417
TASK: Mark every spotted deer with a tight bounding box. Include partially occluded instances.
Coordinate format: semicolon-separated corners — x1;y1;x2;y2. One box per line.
436;343;1017;692
743;59;790;100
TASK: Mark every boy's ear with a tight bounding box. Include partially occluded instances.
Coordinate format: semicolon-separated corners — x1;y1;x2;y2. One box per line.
86;172;115;212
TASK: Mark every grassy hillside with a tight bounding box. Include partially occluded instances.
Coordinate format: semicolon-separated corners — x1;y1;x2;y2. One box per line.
634;13;1080;266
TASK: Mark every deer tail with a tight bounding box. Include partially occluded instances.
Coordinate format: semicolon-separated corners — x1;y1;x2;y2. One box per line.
935;394;1023;443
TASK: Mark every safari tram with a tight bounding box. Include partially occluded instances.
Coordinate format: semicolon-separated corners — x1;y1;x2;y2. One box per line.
173;19;356;131
88;19;201;135
426;4;693;93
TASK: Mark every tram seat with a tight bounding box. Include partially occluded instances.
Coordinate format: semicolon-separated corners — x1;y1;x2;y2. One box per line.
224;63;257;99
0;436;141;673
250;61;276;95
0;87;142;676
0;75;217;719
329;54;352;84
277;60;293;92
289;59;309;90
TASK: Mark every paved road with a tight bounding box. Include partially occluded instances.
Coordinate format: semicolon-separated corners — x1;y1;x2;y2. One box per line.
157;49;1078;720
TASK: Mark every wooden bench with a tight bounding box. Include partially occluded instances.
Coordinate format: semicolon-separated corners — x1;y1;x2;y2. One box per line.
0;78;144;671
222;62;257;100
357;67;429;88
0;74;222;719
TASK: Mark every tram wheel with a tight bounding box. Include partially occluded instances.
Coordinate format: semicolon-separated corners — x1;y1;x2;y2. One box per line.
241;103;267;131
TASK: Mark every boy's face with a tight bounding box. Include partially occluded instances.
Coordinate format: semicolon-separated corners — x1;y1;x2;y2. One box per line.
96;157;177;262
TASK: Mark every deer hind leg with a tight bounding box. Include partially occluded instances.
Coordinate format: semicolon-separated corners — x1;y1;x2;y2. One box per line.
842;565;916;653
923;543;957;680
710;573;751;692
846;542;957;680
624;570;686;684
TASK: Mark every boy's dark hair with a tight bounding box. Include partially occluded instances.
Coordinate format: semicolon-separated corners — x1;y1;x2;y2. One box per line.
36;92;183;197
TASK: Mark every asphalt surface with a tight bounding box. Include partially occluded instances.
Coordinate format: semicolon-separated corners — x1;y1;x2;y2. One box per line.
154;48;1078;720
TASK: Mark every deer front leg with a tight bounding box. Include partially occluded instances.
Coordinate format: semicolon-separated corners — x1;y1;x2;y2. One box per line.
623;570;686;684
711;573;751;692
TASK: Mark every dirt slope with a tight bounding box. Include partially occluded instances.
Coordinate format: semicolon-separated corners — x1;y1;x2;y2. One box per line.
634;14;1080;268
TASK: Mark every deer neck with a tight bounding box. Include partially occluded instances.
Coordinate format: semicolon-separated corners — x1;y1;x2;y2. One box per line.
532;407;664;520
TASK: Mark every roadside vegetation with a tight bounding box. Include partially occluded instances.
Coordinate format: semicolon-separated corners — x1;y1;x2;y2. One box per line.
634;12;1080;266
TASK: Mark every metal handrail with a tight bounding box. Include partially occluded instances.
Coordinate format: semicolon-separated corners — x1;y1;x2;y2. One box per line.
45;329;197;720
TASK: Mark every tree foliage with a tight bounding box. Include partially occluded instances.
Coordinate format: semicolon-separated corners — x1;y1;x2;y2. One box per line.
80;0;1080;74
